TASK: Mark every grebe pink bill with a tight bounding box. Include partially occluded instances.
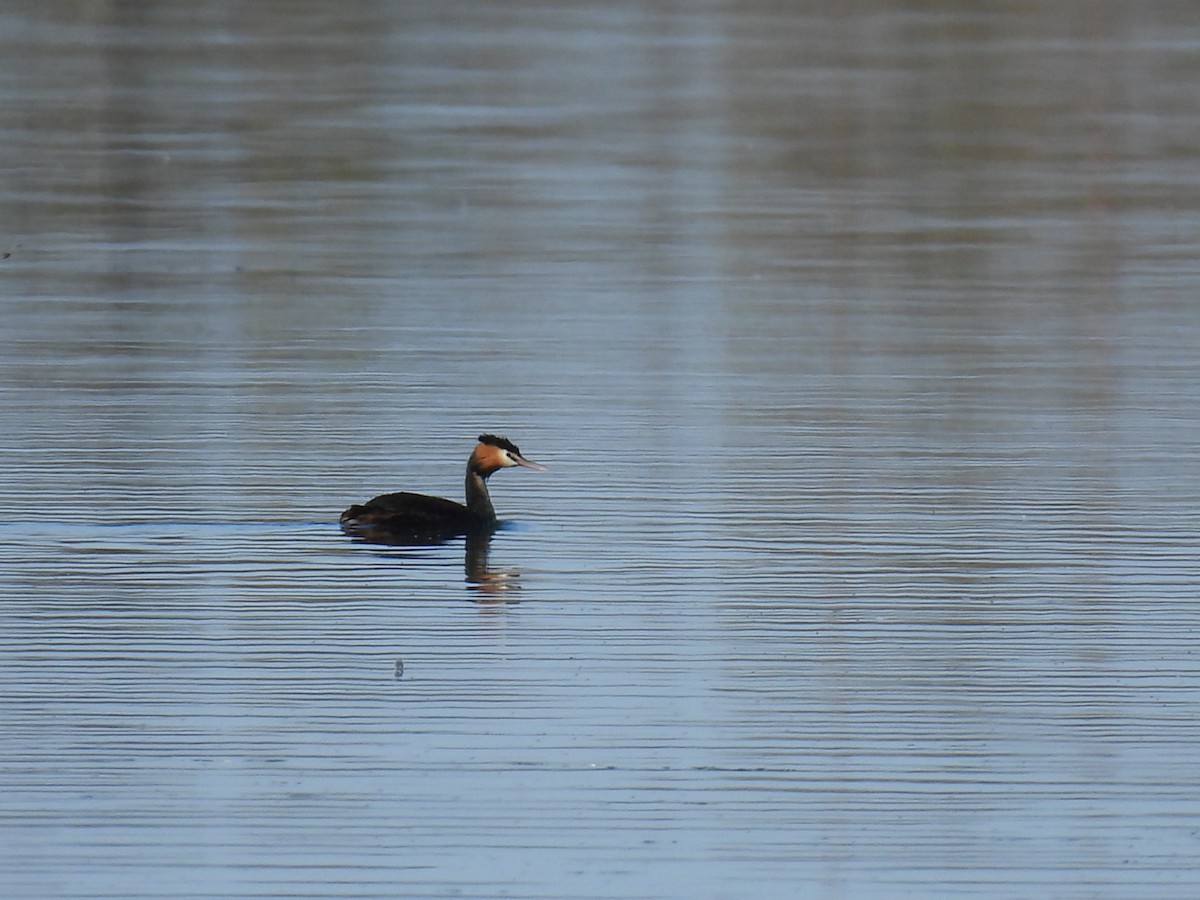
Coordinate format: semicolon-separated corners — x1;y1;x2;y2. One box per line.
339;434;546;545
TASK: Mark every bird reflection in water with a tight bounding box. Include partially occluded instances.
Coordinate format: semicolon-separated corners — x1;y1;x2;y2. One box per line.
340;434;545;599
464;530;522;600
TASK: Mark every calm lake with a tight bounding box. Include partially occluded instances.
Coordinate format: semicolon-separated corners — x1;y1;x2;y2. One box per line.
4;2;1200;898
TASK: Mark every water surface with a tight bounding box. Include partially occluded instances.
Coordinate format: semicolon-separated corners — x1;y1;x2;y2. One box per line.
4;2;1200;898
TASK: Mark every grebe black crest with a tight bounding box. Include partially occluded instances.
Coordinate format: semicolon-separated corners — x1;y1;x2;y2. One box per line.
478;433;522;455
340;434;546;545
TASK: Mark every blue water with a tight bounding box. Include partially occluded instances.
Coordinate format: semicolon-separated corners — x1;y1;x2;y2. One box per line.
4;3;1200;898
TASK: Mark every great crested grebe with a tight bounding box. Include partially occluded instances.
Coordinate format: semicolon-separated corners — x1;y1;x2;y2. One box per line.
339;434;546;544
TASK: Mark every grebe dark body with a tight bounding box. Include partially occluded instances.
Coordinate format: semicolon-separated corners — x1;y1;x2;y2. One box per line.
340;434;545;545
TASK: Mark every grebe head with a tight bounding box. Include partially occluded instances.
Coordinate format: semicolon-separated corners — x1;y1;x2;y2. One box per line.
470;434;547;477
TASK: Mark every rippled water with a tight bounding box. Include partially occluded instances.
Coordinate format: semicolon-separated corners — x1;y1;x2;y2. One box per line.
4;3;1200;898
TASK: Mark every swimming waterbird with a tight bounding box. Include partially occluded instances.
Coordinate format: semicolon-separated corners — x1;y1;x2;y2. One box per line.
340;434;545;544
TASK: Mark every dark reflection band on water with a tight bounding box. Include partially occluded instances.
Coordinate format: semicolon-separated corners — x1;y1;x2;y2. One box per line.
464;529;524;599
342;527;526;601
